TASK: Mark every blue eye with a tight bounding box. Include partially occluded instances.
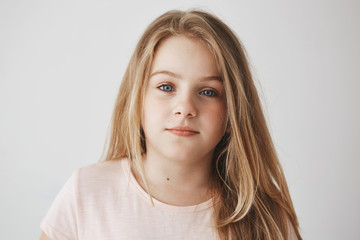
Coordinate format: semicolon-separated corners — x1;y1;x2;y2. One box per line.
200;89;217;97
159;84;174;92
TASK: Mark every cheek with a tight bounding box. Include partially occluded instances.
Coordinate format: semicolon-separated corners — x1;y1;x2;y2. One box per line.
203;102;227;128
142;95;168;127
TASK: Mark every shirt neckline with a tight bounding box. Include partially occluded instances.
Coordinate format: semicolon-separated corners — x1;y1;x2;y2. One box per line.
121;158;214;213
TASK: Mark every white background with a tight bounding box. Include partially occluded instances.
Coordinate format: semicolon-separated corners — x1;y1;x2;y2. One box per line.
1;0;359;239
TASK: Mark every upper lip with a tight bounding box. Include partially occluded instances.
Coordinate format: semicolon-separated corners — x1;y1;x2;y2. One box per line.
166;126;199;132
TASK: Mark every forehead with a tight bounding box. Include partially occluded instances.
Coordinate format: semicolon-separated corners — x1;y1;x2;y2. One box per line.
150;36;221;80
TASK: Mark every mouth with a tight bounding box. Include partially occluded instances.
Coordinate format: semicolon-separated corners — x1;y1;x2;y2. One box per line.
165;126;199;137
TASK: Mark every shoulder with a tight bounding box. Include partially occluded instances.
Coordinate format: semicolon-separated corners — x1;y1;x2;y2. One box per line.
76;159;127;180
40;159;131;239
72;159;130;196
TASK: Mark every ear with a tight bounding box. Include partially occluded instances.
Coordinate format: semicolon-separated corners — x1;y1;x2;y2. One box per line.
225;125;231;133
225;117;231;133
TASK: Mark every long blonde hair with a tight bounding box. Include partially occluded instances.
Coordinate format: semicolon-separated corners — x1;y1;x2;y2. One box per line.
104;9;301;240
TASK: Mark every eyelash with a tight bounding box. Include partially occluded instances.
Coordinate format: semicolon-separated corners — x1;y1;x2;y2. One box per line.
158;84;218;97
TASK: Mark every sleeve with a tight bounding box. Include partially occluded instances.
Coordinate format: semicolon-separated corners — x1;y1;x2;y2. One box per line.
40;170;80;240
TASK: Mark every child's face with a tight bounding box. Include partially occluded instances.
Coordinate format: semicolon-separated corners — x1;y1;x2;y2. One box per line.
142;36;227;164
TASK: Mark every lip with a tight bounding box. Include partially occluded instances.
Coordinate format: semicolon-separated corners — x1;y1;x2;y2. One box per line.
166;126;199;137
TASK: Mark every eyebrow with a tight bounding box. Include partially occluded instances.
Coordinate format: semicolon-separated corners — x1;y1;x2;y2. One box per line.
149;70;222;82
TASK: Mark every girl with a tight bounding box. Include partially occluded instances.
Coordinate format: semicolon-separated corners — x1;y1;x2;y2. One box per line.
40;9;302;240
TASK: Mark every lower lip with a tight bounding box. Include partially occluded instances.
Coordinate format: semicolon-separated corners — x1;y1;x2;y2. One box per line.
166;129;199;137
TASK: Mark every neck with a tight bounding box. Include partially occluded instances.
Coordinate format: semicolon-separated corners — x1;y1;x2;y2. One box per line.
132;151;214;206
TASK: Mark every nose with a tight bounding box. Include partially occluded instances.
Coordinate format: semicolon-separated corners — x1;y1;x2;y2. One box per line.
173;92;197;118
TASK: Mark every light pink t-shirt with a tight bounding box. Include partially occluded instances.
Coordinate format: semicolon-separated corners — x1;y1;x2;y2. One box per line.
41;159;217;240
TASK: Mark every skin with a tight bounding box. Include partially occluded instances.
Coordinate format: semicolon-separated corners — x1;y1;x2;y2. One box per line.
39;232;50;240
134;35;227;206
39;35;227;239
